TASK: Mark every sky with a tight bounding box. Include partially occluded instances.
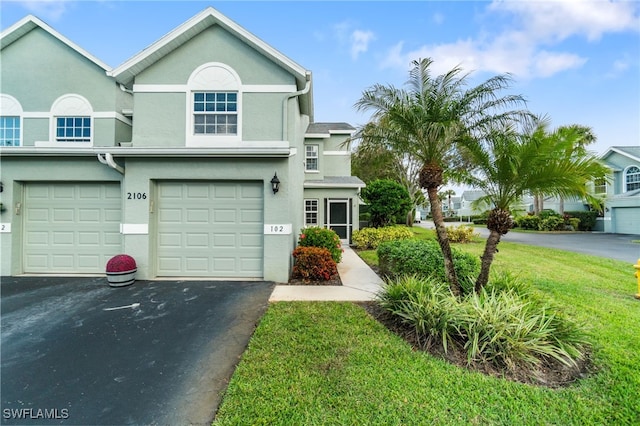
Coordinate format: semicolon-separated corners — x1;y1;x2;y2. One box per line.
1;0;639;163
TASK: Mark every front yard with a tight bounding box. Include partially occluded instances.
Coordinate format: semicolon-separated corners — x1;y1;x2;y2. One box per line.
214;238;640;425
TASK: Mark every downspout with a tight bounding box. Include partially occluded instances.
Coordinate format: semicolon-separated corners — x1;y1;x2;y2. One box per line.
97;153;124;175
119;83;133;95
282;72;311;141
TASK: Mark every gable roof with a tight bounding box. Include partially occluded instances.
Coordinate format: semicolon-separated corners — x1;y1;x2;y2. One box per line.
0;15;110;71
600;146;640;164
461;190;485;201
306;122;355;137
109;7;310;88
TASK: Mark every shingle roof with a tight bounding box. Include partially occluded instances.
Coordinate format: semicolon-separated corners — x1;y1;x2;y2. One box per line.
304;176;365;188
306;122;355;134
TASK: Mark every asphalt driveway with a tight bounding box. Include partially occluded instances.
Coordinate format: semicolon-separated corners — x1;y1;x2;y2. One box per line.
1;277;274;425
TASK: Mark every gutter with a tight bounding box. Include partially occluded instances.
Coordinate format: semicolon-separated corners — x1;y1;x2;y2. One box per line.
282;72;311;141
97;153;125;174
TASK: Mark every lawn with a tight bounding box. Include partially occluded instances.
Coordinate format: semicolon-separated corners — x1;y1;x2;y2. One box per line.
214;238;640;425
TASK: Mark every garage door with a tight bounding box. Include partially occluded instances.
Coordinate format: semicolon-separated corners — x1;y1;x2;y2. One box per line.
23;182;122;274
156;181;263;277
614;207;640;235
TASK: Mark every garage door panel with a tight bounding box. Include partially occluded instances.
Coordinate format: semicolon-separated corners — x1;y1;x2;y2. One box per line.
614;207;640;234
23;182;122;274
157;181;263;277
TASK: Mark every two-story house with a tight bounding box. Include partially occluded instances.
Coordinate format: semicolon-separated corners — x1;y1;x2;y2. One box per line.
0;8;364;282
598;146;640;235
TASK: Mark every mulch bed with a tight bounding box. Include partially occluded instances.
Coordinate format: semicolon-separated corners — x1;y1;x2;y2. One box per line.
286;275;342;286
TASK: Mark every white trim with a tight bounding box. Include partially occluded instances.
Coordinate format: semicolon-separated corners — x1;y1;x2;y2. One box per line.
133;83;296;94
623;165;640;192
323;151;350;156
601;147;640;164
0;146;291;157
304;182;365;189
305;144;319;171
50;94;93;145
304;133;329;138
120;224;149;235
304;198;319;227
0;94;23;147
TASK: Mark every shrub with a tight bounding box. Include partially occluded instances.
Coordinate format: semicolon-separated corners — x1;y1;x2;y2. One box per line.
377;239;479;295
360;179;411;227
445;225;479;243
298;227;342;263
565;211;597;231
566;217;581;231
538;216;565;231
515;215;540;230
351;226;414;250
377;274;589;373
292;246;337;281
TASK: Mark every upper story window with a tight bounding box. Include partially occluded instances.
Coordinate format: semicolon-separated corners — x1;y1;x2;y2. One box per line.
187;63;242;146
0;116;20;146
193;92;237;135
305;145;319;171
0;94;22;147
594;178;607;194
625;166;640;192
56;117;91;142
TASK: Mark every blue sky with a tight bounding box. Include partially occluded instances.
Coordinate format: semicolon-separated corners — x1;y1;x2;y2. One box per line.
2;0;639;159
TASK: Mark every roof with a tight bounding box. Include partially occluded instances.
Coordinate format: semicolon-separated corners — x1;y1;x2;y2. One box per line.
0;15;110;71
306;122;355;136
600;146;640;163
109;7;309;88
304;176;365;189
461;190;486;201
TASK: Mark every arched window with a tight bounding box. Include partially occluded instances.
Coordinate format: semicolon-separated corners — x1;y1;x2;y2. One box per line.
0;94;23;147
625;166;640;192
50;94;93;145
186;63;241;146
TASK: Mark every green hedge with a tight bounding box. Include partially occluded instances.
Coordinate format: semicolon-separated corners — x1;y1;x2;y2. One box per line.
377;239;480;295
352;226;414;250
565;211;598;231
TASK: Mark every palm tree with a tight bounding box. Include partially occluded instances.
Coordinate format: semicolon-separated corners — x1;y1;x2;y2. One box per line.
440;189;456;216
354;58;529;296
459;119;608;292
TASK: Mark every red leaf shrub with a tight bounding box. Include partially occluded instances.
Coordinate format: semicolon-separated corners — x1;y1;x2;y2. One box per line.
106;254;137;273
292;246;337;281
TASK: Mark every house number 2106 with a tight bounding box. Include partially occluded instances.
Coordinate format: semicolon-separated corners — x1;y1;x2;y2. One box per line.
127;192;147;200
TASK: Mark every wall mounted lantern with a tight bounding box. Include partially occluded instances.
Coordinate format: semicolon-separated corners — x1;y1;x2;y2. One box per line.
270;173;280;194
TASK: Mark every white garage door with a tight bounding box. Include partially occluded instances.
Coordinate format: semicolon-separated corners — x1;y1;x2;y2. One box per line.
614;207;640;235
23;182;122;274
156;181;263;277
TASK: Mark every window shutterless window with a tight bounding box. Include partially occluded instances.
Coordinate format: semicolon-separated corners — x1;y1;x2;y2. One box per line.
193;92;237;135
305;199;319;225
55;117;90;142
594;178;607;194
0;116;20;146
305;145;319;171
625;166;640;191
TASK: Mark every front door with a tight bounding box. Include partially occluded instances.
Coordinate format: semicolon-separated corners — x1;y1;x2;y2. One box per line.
327;199;350;243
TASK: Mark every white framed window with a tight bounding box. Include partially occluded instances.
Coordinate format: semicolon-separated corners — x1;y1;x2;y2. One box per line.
594;178;607;194
0;94;23;147
305;145;319;171
193;92;237;135
0;116;20;146
305;199;319;225
187;63;242;146
56;117;91;142
625;166;640;192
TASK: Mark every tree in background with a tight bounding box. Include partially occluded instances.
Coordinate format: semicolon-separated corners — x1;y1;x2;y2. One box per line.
360;179;411;228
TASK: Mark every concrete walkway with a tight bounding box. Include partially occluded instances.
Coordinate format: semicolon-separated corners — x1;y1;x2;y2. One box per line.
269;246;384;302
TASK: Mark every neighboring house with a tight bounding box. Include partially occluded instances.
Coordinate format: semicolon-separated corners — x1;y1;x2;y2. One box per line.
0;8;364;282
598;146;640;235
458;190;487;218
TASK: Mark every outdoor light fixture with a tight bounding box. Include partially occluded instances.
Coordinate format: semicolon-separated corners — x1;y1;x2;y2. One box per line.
270;173;280;194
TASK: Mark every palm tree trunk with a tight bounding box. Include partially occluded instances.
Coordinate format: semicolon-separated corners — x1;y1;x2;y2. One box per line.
427;187;462;296
475;229;501;292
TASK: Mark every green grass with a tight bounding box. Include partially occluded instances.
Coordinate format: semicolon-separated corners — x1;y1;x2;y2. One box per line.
214;242;640;425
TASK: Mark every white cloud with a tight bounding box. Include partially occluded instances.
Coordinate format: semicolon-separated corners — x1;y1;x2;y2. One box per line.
350;29;375;60
380;0;638;79
432;12;444;25
10;0;73;21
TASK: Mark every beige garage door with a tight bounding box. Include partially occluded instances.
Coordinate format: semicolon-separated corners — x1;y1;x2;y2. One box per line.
23;182;122;274
156;181;263;277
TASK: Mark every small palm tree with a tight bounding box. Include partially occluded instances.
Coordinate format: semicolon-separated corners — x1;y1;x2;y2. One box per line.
354;58;529;296
460;119;609;292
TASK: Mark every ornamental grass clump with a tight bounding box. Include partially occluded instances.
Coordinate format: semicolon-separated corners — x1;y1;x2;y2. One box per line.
298;227;343;263
377;273;589;376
